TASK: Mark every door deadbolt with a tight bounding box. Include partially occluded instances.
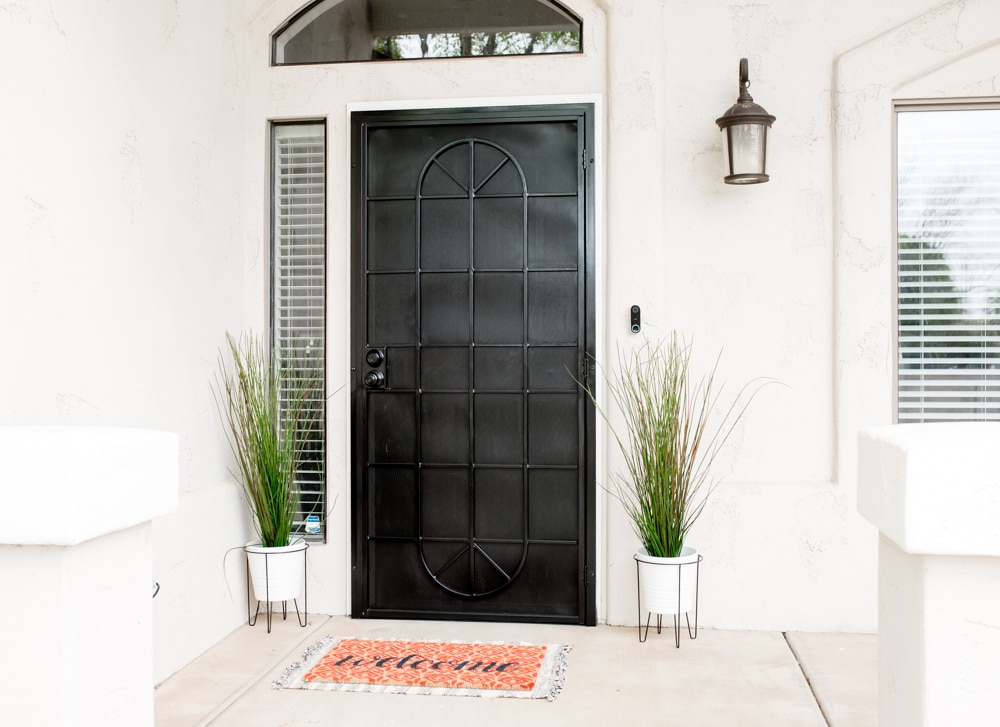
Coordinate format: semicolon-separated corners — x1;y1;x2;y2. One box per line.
363;370;386;389
365;349;385;367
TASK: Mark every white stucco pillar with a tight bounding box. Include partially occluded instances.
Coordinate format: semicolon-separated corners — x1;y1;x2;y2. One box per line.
858;423;1000;726
0;427;178;727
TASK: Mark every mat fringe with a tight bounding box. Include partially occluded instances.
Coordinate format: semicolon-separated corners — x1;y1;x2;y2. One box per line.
273;636;572;701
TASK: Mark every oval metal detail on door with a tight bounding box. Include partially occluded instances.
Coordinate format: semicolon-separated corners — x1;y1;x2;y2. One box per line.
416;139;531;597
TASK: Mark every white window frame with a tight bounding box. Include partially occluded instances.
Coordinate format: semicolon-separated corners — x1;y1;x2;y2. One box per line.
271;120;328;537
894;101;1000;423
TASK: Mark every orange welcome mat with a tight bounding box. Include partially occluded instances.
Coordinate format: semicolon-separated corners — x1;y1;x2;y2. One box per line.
273;636;572;700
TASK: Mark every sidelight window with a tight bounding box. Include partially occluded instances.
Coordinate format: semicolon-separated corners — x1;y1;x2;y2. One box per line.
272;0;581;65
271;122;327;536
896;105;1000;422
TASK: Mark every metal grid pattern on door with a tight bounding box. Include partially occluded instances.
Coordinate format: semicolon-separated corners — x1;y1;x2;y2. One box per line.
352;106;596;624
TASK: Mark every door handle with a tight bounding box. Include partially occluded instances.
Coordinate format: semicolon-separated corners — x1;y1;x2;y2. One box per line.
363;370;386;389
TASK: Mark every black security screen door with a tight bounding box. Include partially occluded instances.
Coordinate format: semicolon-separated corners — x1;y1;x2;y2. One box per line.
351;105;595;624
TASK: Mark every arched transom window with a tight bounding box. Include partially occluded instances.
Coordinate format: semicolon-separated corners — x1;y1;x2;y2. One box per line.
272;0;582;65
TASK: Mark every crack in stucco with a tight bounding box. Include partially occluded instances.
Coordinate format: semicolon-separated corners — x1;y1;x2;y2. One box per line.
1;0;66;37
729;3;778;55
777;302;818;366
120;131;144;224
692;144;723;195
190;141;211;225
224;29;241;95
162;0;180;43
248;234;263;272
21;197;50;297
846;322;890;375
612;72;656;132
833;84;885;142
964;618;1000;632
24;196;51;237
792;189;826;251
894;0;965;55
56;393;100;420
835;226;885;273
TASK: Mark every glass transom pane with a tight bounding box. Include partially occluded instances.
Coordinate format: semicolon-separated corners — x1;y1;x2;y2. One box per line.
273;0;581;65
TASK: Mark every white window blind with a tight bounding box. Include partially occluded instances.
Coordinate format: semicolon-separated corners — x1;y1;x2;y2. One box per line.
897;108;1000;422
272;122;326;536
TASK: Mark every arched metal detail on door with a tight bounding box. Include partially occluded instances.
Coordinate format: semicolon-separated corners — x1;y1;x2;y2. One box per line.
415;139;531;597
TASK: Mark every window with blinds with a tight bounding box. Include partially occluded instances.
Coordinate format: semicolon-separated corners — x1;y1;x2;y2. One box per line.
896;107;1000;422
271;122;327;537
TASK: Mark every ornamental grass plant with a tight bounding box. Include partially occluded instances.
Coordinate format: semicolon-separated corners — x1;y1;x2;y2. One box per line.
214;331;320;548
586;335;760;559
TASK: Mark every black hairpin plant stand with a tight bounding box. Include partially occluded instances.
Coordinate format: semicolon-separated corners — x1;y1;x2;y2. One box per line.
635;553;702;647
245;545;309;634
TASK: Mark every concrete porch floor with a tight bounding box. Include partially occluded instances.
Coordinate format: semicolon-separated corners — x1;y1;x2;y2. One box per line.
155;615;877;727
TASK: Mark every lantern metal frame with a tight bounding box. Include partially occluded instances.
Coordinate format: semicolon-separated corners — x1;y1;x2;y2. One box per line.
715;58;775;185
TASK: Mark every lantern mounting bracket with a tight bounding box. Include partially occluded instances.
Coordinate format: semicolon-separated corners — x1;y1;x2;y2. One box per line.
738;58;752;102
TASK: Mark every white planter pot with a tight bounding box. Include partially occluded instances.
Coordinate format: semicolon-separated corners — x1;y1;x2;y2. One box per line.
245;539;308;603
634;546;700;615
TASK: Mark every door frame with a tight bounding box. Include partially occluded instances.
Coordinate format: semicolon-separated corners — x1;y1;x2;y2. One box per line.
349;103;597;625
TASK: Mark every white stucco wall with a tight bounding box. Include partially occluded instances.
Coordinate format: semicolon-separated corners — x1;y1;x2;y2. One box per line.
4;0;1000;685
0;0;254;682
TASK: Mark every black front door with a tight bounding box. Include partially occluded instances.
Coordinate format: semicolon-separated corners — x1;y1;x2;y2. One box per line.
351;105;595;624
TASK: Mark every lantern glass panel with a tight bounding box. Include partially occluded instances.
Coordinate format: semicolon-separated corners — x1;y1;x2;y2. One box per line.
729;123;766;176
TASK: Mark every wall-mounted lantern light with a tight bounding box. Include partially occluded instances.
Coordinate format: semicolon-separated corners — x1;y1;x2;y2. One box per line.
715;58;775;184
